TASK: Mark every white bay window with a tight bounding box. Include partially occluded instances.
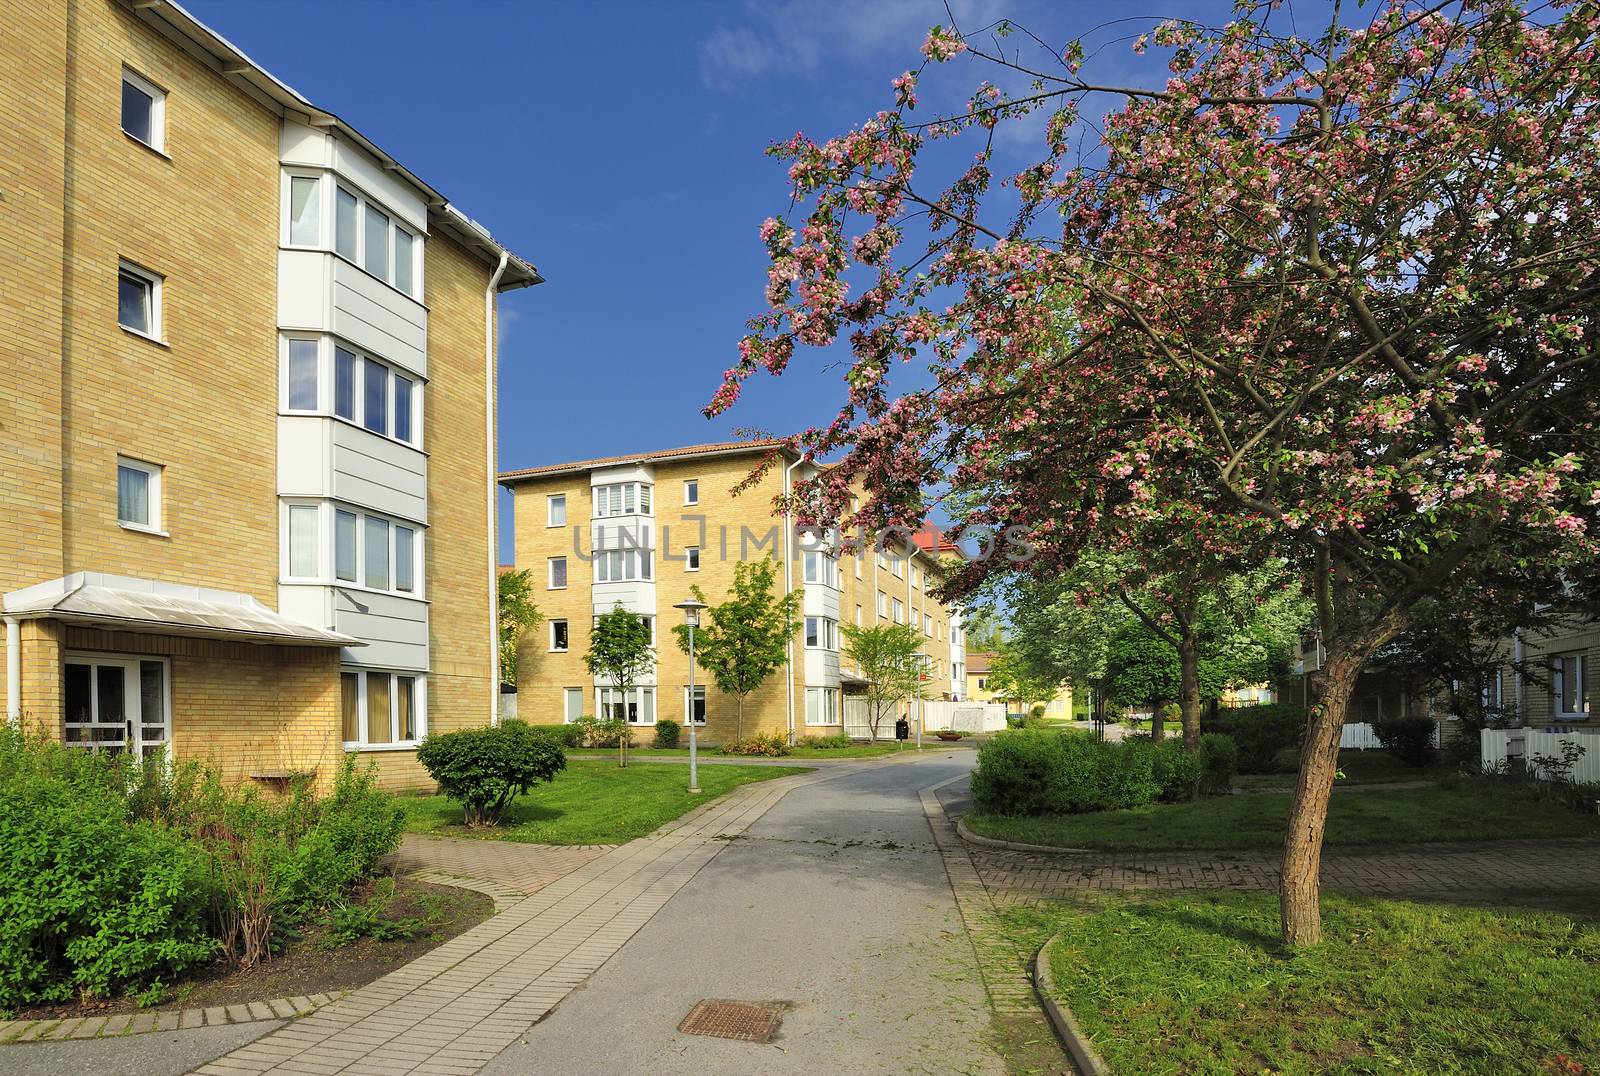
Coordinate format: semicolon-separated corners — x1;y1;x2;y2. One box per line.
281;335;422;448
283;501;422;597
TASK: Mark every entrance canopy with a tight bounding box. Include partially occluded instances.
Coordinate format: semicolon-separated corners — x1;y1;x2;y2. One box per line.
4;572;360;648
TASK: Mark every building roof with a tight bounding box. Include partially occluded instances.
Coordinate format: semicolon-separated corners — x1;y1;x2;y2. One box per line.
965;651;993;675
129;0;540;289
4;573;361;648
500;439;790;484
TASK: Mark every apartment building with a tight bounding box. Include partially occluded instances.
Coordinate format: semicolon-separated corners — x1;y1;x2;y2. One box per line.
500;441;960;741
0;0;538;790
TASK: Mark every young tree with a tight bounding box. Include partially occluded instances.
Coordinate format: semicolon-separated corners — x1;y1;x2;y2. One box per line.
583;604;654;768
497;568;543;688
670;559;801;740
982;639;1064;713
842;622;926;739
712;5;1600;943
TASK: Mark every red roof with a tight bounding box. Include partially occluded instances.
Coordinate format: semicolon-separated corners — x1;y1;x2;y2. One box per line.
499;439;788;483
966;652;993;675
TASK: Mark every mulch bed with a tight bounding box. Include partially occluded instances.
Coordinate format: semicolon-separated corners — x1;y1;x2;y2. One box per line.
13;877;494;1021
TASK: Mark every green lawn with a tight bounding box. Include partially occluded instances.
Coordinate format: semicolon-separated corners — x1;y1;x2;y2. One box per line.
1006;890;1600;1074
1233;748;1441;789
568;742;919;760
965;783;1600;850
399;760;811;844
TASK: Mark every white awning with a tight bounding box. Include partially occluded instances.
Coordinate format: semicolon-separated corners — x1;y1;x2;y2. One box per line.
3;572;361;648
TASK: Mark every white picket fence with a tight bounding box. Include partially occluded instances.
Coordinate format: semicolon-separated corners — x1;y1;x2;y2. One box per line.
1339;720;1440;751
841;697;1007;740
1482;728;1600;783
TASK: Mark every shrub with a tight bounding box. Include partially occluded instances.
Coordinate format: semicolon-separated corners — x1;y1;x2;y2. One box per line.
1371;716;1437;767
527;723;584;749
1145;739;1202;802
280;759;404;911
719;732;793;757
416;720;567;827
970;731;1160;815
798;733;852;749
1201;704;1306;773
653;720;681;749
571;715;632;749
1198;733;1239;795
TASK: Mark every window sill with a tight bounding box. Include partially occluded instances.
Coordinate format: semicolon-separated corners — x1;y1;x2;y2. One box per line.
547;585;567;591
118;521;170;538
319;581;431;603
548;649;569;655
344;741;422;753
123;130;171;161
120;325;169;348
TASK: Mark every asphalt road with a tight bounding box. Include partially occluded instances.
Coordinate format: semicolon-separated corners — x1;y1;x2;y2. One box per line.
1;1019;283;1076
482;749;1004;1075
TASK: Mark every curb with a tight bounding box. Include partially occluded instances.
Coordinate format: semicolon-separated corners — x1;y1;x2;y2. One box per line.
956;815;1092;855
1033;933;1112;1076
0;991;344;1045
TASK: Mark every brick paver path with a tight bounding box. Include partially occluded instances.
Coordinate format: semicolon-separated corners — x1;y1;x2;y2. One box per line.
972;838;1600;908
390;835;612;897
193;771;816;1076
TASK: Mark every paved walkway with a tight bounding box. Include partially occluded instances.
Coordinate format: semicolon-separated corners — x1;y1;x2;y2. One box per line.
390;834;613;897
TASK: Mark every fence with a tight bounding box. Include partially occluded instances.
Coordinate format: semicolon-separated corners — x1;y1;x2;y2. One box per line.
1481;728;1600;783
1338;720;1440;751
842;697;1007;740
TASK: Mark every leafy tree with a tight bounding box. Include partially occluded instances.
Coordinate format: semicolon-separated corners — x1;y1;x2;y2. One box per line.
712;5;1600;943
670;559;801;740
497;569;542;687
982;640;1064;711
583;605;654;768
841;622;925;739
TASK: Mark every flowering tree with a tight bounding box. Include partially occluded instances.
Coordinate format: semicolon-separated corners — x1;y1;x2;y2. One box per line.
713;3;1600;943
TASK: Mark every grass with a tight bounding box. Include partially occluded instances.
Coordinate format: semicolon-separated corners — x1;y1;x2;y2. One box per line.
399;759;811;844
1233;748;1442;789
568;742;919;760
1004;890;1600;1074
965;782;1600;850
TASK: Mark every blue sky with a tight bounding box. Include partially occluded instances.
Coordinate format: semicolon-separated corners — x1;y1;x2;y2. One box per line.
184;0;1234;558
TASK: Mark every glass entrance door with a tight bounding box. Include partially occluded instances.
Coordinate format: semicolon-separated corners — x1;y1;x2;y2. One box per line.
63;655;169;760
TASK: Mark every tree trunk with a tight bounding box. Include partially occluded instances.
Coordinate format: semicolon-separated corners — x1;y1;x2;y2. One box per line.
737;695;745;740
1150;705;1165;741
1179;632;1202;752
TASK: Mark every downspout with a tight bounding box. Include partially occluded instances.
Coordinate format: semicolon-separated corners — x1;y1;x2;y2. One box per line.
782;454;807;745
1513;628;1524;717
486;251;508;726
5;617;20;727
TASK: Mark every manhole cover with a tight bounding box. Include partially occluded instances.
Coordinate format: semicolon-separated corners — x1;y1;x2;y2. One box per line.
677;998;784;1043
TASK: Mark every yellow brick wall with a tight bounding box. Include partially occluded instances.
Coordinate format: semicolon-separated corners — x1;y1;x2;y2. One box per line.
1506;619;1597;727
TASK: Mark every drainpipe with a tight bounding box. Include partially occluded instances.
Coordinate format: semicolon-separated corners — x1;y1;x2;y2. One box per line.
486;251;508;726
1513;628;1524;717
782;454;807;745
5;617;20;727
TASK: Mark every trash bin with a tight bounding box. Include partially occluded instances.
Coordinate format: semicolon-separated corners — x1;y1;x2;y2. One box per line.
895;717;910;741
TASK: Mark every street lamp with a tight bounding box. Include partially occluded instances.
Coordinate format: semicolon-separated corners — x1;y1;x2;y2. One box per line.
673;597;708;793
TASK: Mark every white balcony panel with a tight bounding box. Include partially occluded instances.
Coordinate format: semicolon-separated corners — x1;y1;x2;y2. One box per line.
332;259;427;377
591;464;653;487
278;250;333;330
591;518;652;552
804;649;841;688
278;583;335;634
334;588;429;670
331;421;427;523
277;415;334;498
332;140;428;232
592;580;655;618
802;582;840;619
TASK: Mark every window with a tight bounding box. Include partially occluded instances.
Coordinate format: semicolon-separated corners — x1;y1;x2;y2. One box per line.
684;479;699;505
335;510;357;582
394;526;415;592
117;261;161;339
1552;652;1588;718
911;565;920;589
855;605;862;627
287;504;320;577
363;203;389;278
805;617;837;650
116;457;161;532
891;555;904;579
333;184;421;297
121;68;164;152
393;228;415;295
549;556;567;589
335;186;359;260
685;546;700;571
334;346;356;420
977;677;987;691
594;548;652;582
286;338;319;410
550;619;569;652
924;613;933;637
362;358;388;436
803;551;838;587
1480;668;1504;711
892;597;904;623
593;482;653;517
805;687;838;727
393;375;414;443
684;685;707;725
342;669;425;746
288;175;321;246
309;341;421;445
877;591;888;618
547;495;567;527
363;516;389;589
854;553;861;579
564;687;585;723
598;685;655;725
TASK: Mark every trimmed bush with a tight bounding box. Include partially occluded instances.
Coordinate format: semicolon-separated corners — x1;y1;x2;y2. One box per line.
1201;704;1306;773
1372;716;1437;767
417;720;567;827
799;733;852;749
970;731;1159;815
527;723;584;749
571;715;632;749
719;732;793;757
653;720;681;749
1198;733;1239;795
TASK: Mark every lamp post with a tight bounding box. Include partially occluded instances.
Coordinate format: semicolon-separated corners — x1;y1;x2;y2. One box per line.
673;597;707;793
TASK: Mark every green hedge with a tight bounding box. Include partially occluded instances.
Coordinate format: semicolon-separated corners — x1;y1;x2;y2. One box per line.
417;720;566;826
1200;704;1306;773
971;732;1240;816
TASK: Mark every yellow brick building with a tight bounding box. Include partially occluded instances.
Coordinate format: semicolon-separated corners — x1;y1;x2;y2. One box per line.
501;442;962;743
0;0;538;790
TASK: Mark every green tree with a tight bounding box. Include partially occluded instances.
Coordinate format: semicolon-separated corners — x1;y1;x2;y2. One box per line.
983;640;1063;711
583;604;654;767
842;622;925;740
497;569;542;687
670;559;801;741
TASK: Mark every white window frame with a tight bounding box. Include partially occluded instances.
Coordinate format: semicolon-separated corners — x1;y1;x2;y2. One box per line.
115;456;163;535
117;260;163;342
594;547;653;583
683;479;699;506
855;605;863;627
121;67;166;154
62;651;171;758
549;619;569;653
342;668;426;749
283;500;324;580
288;501;424;598
892;597;904;623
683;684;707;725
804;686;838;727
281;169;327;249
330;180;424;298
291;335;423;449
805;616;837;650
547;495;567;528
877;591;888;618
1552;652;1589;718
548;556;568;590
563;687;585;723
685;546;700;572
593;482;654;518
598;685;656;726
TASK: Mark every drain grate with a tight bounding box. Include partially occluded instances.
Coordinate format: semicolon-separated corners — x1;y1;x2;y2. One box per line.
677;999;784;1043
